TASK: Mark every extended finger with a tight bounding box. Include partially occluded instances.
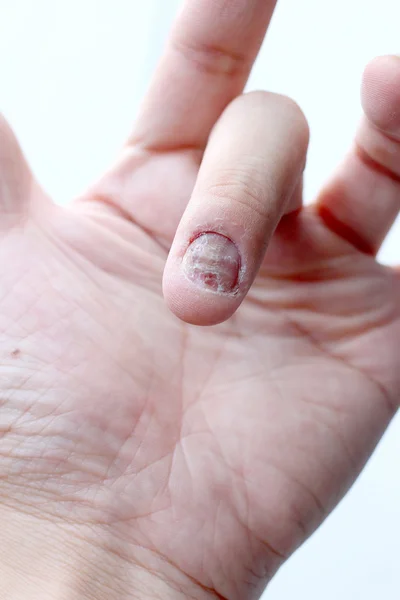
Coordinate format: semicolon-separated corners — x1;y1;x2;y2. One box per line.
131;0;278;151
316;55;400;255
163;92;309;325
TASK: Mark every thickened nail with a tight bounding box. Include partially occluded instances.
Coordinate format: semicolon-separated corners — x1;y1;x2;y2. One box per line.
182;233;240;293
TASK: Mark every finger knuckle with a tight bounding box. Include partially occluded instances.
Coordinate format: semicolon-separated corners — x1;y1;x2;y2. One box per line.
206;171;273;220
171;36;249;77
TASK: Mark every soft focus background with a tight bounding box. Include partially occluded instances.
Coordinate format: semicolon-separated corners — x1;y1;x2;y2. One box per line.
0;0;399;597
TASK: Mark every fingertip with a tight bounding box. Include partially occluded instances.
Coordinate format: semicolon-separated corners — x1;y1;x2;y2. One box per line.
163;233;245;326
362;55;400;136
163;273;242;327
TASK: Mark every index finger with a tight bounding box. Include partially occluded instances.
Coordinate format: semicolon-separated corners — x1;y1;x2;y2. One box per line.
131;0;278;151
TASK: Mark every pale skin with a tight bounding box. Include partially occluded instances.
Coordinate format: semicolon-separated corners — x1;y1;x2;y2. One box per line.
0;1;399;598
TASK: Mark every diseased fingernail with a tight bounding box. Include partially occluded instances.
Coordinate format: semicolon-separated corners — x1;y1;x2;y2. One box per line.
182;233;240;293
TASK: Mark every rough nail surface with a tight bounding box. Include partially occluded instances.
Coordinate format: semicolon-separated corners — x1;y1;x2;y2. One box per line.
182;233;240;293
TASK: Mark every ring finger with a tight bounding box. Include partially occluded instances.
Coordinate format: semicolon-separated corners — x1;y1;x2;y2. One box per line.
316;55;400;256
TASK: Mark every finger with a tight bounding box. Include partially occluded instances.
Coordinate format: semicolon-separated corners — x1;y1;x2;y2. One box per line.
0;114;40;225
163;92;309;326
316;55;400;255
131;0;278;151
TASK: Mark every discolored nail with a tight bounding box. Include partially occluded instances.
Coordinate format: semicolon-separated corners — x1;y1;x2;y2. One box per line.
182;233;240;293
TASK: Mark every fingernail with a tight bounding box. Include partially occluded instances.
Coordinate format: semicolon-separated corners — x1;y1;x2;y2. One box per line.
182;233;240;293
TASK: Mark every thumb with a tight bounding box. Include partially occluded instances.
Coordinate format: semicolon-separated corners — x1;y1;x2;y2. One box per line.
0;114;38;224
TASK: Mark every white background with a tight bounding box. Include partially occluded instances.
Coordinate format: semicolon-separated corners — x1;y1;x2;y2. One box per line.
0;1;399;598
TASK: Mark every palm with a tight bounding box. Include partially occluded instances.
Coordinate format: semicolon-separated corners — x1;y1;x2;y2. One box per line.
2;142;398;598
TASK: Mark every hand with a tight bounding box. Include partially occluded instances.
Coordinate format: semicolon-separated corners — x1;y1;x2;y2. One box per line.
1;1;399;599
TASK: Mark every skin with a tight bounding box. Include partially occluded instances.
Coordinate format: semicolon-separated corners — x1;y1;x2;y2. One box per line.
0;1;399;599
